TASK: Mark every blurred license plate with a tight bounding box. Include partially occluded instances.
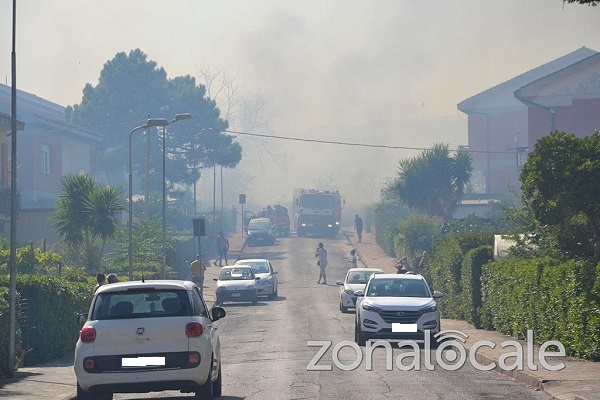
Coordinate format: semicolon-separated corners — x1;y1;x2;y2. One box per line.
231;293;241;297
122;357;165;367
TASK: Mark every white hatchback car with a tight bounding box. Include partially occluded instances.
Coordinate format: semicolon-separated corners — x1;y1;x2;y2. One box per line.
354;274;443;346
234;259;279;299
336;268;384;313
74;280;225;400
214;266;259;305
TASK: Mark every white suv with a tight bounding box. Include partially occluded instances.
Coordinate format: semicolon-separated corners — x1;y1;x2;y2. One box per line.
74;280;225;400
354;274;443;346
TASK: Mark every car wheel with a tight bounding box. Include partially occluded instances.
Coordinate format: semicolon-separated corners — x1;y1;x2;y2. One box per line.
269;285;278;300
251;296;258;305
77;383;92;400
195;356;214;399
355;322;367;347
77;384;112;400
340;302;348;313
212;363;222;397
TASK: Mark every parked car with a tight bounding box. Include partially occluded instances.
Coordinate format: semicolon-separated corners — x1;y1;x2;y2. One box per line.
336;268;384;313
354;274;444;346
74;280;225;400
214;266;259;305
246;217;276;246
234;259;279;299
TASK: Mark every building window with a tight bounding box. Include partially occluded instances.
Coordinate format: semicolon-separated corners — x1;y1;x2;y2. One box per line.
42;144;51;174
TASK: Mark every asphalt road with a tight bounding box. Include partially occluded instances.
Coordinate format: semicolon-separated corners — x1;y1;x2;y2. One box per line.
115;234;549;399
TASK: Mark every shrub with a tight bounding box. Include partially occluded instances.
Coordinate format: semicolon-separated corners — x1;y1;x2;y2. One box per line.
460;245;492;328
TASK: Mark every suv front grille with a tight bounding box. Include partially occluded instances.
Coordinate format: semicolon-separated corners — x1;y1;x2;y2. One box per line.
379;310;421;324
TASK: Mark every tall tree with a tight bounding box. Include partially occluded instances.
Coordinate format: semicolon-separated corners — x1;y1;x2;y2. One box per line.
65;49;238;193
520;131;600;261
387;143;473;220
52;173;125;272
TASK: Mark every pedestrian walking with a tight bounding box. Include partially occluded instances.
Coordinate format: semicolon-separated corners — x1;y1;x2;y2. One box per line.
354;214;364;243
189;254;206;294
350;249;358;268
315;242;328;285
214;231;230;267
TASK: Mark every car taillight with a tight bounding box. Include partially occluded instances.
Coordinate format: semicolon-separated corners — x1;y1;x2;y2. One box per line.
185;322;203;337
189;353;200;363
84;358;95;370
80;326;96;343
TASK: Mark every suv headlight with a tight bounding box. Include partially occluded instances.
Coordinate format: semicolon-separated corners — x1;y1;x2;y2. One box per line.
420;304;438;314
362;303;382;313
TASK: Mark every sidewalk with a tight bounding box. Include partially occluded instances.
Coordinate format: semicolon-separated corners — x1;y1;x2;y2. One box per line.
344;228;600;400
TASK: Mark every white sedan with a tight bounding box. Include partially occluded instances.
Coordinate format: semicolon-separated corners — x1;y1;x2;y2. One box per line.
74;280;225;400
336;268;384;313
234;259;279;299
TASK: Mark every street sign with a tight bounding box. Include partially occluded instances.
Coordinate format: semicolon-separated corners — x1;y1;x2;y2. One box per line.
193;218;206;237
239;194;246;205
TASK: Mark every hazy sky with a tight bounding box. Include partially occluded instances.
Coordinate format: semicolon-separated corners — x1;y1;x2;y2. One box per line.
1;1;599;215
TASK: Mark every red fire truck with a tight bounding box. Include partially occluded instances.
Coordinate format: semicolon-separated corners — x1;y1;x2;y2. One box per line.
292;188;343;237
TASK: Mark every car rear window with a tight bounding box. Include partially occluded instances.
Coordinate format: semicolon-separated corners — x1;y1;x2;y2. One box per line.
91;289;192;320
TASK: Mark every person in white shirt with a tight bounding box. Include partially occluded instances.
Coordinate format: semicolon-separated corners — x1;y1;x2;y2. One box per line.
315;242;328;285
350;249;358;268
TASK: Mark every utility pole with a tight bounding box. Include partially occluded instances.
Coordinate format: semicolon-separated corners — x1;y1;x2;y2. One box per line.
8;0;18;377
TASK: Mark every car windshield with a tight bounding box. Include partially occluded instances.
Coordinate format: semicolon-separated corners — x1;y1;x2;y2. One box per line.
219;267;255;280
366;279;429;298
346;271;381;284
91;289;192;320
237;261;270;274
249;221;271;230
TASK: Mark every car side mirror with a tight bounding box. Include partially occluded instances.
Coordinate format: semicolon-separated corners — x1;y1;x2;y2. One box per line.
354;290;364;297
255;277;260;280
433;291;444;298
77;313;88;326
213;278;218;281
336;281;343;286
211;306;226;321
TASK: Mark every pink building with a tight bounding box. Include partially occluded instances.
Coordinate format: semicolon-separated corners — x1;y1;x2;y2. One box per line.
458;47;600;195
0;84;101;244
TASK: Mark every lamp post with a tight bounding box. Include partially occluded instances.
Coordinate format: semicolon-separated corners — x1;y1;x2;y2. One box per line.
129;118;168;281
161;113;192;279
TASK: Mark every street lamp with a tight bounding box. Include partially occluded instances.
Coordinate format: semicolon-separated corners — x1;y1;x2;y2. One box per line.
129;118;168;281
161;113;192;279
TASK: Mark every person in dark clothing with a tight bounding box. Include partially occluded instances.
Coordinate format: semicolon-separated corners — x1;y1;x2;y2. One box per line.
354;214;364;243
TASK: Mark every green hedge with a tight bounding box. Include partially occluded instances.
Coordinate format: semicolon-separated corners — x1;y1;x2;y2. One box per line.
480;259;600;360
460;245;493;328
0;286;11;376
0;274;91;372
425;234;464;319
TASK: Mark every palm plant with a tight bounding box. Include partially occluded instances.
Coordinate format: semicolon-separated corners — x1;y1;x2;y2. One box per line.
52;173;125;272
